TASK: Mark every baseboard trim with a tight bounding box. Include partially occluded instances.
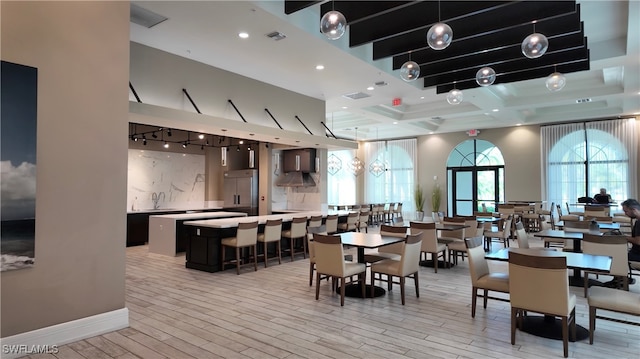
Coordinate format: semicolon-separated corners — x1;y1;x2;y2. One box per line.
0;308;129;359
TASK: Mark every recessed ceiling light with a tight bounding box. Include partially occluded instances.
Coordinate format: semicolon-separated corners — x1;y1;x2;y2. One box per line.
516;123;522;126
238;32;249;39
367;86;375;91
492;109;499;112
393;121;398;125
316;65;324;70
342;106;348;109
429;131;434;134
420;96;425;99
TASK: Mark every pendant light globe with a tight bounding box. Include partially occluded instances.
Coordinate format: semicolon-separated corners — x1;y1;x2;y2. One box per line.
521;32;548;58
320;10;347;40
400;60;420;82
446;89;463;105
545;72;566;92
475;67;496;86
427;22;453;50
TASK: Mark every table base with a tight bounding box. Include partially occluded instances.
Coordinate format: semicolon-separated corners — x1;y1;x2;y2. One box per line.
339;284;386;298
519;315;588;342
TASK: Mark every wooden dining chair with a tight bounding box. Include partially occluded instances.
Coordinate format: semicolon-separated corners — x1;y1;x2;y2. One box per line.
508;251;576;358
410;221;446;272
465;237;509;318
370;232;423;305
581;234;629;297
313;233;367;306
363;224;407;263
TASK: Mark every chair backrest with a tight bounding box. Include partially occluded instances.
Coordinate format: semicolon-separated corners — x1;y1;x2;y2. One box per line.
392;216;405;226
358;210;369;226
263;219;283;242
515;221;529;248
395;203;403;214
465;237;491;285
308;215;323;228
236;221;259;246
584;206;606;219
563;220;593;233
306;225;327;259
289;217;308;237
508;251;570;316
325;215;338;234
556;203;563;216
582;234;628;276
498;204;515;215
463;218;478;239
398;232;423;275
410;222;438;252
500;216;513;239
514;204;530;213
379;224;408;254
346;211;359;224
312;234;346;277
442;217;467;240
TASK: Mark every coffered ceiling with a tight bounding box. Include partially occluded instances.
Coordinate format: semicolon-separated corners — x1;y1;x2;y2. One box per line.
130;1;639;142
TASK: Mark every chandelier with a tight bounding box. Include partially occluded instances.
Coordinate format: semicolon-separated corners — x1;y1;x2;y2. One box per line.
327;154;342;175
348;127;364;176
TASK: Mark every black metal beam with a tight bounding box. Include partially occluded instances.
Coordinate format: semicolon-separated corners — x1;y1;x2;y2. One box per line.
295;115;314;135
227;99;248;123
321;121;338;138
285;1;321;15
264;108;283;130
182;88;201;114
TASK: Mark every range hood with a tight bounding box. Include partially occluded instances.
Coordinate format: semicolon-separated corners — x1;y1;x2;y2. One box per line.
276;171;316;187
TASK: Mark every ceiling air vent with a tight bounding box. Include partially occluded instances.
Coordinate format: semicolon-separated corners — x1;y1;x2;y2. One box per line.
130;3;168;28
576;98;592;103
266;31;287;41
342;92;371;100
375;81;388;86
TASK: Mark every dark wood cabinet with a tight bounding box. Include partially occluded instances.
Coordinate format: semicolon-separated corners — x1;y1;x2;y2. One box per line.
283;148;316;173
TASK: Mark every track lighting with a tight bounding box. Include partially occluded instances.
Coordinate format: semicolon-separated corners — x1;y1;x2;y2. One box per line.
201;144;204;150
143;138;147;146
164;142;169;148
182;142;188;148
237;146;240;152
198;134;205;140
152;132;158;139
167;129;172;137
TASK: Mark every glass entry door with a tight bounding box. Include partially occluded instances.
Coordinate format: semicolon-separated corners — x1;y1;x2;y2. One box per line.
450;167;503;215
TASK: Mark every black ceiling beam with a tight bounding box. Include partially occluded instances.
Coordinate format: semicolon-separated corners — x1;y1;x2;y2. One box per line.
373;1;577;60
284;1;321;15
409;30;586;81
435;56;589;93
392;11;582;69
425;46;588;87
349;1;509;47
320;1;413;25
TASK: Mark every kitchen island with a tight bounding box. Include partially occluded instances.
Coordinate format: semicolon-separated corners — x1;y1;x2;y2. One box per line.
183;210;352;272
149;211;248;256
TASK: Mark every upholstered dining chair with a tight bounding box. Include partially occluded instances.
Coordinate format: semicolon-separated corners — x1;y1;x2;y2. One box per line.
410;221;446;272
307;215;323;229
370;232;423;305
281;217;308;261
483;215;512;251
324;214;338;235
448;217;478;266
464;237;509;318
583;205;607;220
587;286;640;344
514;221;530;249
313;233;367;306
257;219;282;268
566;202;584;217
306;225;327;286
437;217;466;244
357;209;370;232
221;221;259;275
508;251;576;358
338;211;358;232
581;234;629;297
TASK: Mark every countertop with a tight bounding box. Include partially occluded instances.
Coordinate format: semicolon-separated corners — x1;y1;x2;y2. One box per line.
149;212;246;220
128;207;224;214
184;210;353;228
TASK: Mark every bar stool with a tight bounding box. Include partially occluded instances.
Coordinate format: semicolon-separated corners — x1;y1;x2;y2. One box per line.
221;221;258;275
281;217;308;261
257;219;282;267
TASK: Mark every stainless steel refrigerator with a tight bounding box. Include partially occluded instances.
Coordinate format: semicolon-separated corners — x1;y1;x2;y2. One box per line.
223;169;258;216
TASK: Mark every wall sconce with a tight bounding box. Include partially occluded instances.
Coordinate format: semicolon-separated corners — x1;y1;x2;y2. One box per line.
221;147;227;166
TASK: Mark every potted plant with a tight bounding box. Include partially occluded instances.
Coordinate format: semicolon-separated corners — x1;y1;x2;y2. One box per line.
414;185;425;221
431;182;442;222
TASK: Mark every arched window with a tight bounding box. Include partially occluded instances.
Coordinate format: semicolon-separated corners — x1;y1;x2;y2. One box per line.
542;119;637;211
446;139;505;214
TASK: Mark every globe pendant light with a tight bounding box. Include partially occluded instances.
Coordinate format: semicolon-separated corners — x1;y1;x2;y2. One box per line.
400;52;420;82
521;23;548;59
475;66;496;86
320;2;346;41
446;87;463;105
426;2;453;50
546;68;566;92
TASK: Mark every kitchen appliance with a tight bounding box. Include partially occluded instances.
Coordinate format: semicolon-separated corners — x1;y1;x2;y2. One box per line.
223;169;258;215
276;148;317;187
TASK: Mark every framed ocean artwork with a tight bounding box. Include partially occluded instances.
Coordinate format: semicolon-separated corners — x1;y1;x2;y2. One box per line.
1;60;38;271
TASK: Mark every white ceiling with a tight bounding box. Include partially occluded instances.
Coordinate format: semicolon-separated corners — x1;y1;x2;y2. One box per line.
130;0;640;142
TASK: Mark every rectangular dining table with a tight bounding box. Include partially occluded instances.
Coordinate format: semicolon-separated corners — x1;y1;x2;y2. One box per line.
485;247;612;342
338;232;406;298
533;228;603;253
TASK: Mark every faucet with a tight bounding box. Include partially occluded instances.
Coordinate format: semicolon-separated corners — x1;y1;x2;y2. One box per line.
151;192;166;210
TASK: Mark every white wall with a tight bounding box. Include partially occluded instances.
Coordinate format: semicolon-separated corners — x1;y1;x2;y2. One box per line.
1;2;129;337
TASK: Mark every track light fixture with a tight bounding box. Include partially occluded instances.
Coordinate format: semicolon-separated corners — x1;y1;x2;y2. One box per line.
152;132;158;139
164;142;169;148
143;138;147;146
182;142;188;148
198;134;205;140
167;128;172;137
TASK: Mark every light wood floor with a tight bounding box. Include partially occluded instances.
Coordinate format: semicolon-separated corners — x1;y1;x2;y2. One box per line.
27;231;639;359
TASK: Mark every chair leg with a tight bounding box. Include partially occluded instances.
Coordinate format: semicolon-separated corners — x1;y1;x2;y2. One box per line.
263;242;268;268
414;272;419;298
277;241;282;264
471;287;477;318
235;247;240;275
360;272;366;299
511;307;517;345
315;272;321;300
561;316;569;358
483;289;488;308
589;306;596;344
340;277;346;306
400;276;405;305
309;262;315;286
302;236;307;259
290;238;295;262
583;272;589;297
221;245;226;271
433;252;438;273
370;272;375;298
253;244;257;271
